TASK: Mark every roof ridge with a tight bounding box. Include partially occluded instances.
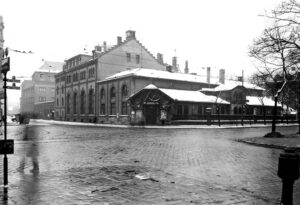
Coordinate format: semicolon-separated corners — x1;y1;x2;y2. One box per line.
135;39;164;65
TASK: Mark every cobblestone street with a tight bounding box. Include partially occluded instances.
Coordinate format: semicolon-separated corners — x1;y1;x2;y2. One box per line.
0;122;299;204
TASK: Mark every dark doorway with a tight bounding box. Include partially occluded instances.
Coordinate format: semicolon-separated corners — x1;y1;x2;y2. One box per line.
144;105;159;125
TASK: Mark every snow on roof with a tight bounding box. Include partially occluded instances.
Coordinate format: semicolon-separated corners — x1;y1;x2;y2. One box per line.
131;85;227;104
144;84;158;89
38;61;64;72
104;68;220;84
246;96;282;107
201;81;264;92
159;88;229;104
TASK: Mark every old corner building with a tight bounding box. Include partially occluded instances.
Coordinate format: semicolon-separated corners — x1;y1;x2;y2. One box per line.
55;30;281;125
55;30;166;123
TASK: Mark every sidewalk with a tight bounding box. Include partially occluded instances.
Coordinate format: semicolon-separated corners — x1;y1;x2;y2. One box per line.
31;119;299;129
238;133;300;151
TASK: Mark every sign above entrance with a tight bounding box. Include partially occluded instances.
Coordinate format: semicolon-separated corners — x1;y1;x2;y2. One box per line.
143;102;159;105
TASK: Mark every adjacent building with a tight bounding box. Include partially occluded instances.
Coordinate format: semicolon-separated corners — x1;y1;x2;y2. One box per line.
20;61;63;118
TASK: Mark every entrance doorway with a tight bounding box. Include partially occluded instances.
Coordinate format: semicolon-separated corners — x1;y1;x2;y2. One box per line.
144;105;159;125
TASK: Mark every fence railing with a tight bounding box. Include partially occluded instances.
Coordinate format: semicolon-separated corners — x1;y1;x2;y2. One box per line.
171;114;297;125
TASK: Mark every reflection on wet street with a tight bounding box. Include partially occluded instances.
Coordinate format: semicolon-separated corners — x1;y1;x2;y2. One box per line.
0;123;298;204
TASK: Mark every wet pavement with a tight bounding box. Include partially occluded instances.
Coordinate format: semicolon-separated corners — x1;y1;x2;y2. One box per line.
0;121;299;204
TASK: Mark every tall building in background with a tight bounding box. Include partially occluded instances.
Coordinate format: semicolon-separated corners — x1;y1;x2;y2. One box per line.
20;61;63;119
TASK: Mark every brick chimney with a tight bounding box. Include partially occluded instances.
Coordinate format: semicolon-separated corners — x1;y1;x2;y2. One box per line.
157;53;164;64
172;57;178;72
184;60;189;74
117;36;122;45
103;41;107;52
126;30;136;40
207;67;211;84
219;69;225;84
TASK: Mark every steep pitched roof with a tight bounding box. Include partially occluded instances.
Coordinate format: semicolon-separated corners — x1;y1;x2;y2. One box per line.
95;38;164;66
103;68;220;84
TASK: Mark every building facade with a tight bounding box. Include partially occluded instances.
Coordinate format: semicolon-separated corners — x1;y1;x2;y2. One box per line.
55;30;167;122
96;68;221;124
20;70;61;118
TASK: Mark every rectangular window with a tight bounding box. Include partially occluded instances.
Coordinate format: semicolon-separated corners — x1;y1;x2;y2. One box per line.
100;104;106;115
198;105;203;115
110;103;116;115
88;67;95;78
39;97;46;102
39;87;46;92
121;102;128;115
183;105;189;116
80;71;86;80
136;54;140;64
177;105;182;115
126;53;131;62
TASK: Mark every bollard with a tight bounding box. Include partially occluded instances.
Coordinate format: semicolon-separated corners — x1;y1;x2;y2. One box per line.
277;148;300;205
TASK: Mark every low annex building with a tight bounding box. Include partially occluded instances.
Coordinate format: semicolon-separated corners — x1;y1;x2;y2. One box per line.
96;67;222;124
129;84;230;125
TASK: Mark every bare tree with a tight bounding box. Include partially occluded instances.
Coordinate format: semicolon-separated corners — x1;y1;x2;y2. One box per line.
249;23;297;136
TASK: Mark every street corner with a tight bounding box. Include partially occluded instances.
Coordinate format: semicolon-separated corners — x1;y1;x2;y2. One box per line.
236;133;300;151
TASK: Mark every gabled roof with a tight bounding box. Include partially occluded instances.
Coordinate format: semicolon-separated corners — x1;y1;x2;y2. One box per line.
201;81;264;92
131;84;229;104
95;38;164;66
246;96;282;107
103;68;220;84
38;61;63;72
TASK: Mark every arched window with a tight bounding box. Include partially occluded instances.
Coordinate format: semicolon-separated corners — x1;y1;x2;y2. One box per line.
73;91;77;114
100;88;106;115
110;86;116;115
61;97;64;106
121;84;128;115
88;87;94;114
80;89;85;114
121;85;128;98
61;85;64;94
66;92;70;114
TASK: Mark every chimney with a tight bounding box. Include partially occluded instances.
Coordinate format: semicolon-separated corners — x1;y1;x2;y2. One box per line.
172;57;178;72
207;67;211;84
184;60;189;74
157;53;164;64
126;30;136;40
219;69;225;84
103;41;107;52
117;36;122;45
166;65;172;72
94;45;102;52
93;45;102;59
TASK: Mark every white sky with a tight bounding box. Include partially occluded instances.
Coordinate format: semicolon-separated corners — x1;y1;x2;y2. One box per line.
0;0;282;109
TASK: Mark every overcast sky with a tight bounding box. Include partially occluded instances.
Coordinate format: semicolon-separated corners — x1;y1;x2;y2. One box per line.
0;0;282;109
